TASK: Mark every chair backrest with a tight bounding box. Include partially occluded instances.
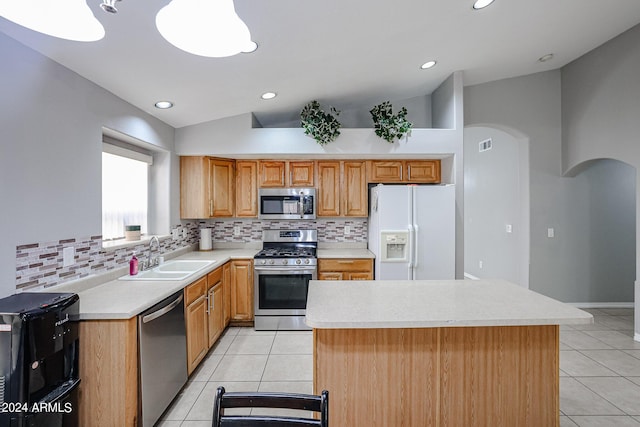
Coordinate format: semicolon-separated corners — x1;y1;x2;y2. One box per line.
212;386;329;427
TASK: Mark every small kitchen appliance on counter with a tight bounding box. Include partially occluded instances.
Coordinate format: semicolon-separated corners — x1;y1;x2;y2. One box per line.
0;292;80;427
254;230;317;330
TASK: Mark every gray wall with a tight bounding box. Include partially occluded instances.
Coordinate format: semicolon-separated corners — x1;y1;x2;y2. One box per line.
465;69;636;303
0;33;176;298
464;126;526;286
465;71;585;301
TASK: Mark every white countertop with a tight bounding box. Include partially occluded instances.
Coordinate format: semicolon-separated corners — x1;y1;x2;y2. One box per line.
45;246;374;320
305;279;593;329
46;249;258;320
317;248;374;259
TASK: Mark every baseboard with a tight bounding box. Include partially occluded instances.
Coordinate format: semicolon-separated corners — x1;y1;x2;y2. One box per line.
464;272;480;280
566;302;634;309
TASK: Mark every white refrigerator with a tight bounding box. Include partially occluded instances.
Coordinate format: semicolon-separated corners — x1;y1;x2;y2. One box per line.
368;184;455;280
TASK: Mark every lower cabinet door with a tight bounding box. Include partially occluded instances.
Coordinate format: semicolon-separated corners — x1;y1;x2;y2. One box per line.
186;295;208;375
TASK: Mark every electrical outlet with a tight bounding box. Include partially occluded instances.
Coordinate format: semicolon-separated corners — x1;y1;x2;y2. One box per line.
344;226;351;236
182;228;188;239
172;229;179;240
234;225;241;236
479;260;483;269
547;228;555;238
62;247;75;267
505;224;512;233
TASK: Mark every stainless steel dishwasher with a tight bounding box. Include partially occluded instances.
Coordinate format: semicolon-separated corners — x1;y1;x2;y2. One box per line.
138;290;187;427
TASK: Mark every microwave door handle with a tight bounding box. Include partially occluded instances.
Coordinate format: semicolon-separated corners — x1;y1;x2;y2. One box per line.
299;193;304;218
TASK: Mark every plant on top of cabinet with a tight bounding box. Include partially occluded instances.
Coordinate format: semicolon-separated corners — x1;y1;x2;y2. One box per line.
300;100;341;145
370;101;413;143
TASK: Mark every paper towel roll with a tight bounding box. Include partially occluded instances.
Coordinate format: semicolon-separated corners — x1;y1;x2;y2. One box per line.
199;228;212;251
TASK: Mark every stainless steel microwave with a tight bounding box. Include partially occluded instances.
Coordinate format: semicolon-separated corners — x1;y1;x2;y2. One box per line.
258;188;316;220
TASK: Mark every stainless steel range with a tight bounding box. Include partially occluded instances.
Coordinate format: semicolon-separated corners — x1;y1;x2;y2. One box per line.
254;229;317;330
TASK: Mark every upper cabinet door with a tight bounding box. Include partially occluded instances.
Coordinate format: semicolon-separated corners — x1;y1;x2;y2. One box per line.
288;161;315;187
180;156;210;219
209;158;235;217
259;161;286;187
317;161;340;216
343;161;368;217
368;161;403;183
405;160;441;183
235;160;258;217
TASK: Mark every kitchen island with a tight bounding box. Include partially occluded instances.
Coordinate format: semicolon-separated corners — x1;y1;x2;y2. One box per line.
305;279;593;427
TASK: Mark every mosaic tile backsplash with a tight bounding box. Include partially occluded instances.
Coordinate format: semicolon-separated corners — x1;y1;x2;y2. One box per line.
15;219;367;290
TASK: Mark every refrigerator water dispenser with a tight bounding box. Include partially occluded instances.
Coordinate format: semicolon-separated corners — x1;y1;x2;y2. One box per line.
380;231;409;262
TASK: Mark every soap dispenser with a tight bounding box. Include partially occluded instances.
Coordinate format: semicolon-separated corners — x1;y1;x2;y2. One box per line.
129;252;139;276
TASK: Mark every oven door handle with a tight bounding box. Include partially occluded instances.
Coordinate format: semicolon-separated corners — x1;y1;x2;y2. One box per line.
254;267;317;274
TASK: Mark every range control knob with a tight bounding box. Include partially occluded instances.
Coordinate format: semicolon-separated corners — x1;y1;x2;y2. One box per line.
282;259;288;265
269;260;275;265
260;260;266;265
296;259;302;265
304;259;311;264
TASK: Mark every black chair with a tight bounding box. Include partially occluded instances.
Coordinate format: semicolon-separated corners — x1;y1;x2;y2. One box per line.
212;386;329;427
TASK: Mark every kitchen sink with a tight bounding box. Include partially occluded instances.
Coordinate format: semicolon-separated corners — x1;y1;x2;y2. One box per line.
119;259;215;281
156;260;213;272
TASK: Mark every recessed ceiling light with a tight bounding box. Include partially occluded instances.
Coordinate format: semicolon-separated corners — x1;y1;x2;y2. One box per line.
242;41;258;53
154;101;174;109
472;0;495;10
538;53;554;63
261;92;277;100
420;60;437;70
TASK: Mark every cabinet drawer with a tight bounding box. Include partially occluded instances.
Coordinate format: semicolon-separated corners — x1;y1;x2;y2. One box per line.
318;259;373;272
185;276;207;306
207;267;222;289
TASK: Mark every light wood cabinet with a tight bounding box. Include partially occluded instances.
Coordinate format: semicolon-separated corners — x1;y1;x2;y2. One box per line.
368;160;440;183
317;161;367;217
289;161;315;186
259;160;315;187
317;161;340;216
235;160;258;217
210;158;235;216
230;259;254;322
223;262;231;327
180;156;235;218
185;276;208;375
78;318;138;427
343;161;368;216
207;268;224;348
317;258;374;280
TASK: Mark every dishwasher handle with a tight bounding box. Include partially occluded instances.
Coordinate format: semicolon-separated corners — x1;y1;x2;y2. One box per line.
142;294;184;324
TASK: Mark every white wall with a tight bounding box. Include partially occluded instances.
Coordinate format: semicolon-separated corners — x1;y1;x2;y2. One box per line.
0;33;176;298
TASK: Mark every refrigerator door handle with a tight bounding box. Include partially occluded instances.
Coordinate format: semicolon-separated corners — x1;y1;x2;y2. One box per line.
407;224;414;279
413;224;419;269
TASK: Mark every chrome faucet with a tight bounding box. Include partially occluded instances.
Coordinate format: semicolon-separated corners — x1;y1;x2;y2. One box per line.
145;235;160;270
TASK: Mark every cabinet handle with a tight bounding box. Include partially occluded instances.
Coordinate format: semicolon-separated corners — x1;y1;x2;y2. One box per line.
209;199;213;217
400;164;403;180
407;164;411;180
337;260;354;264
205;294;210;314
290;170;293;186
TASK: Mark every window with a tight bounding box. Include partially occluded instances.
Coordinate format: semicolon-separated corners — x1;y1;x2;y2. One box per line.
102;142;152;241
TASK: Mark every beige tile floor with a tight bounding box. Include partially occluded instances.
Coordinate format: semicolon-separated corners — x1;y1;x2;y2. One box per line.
158;308;640;427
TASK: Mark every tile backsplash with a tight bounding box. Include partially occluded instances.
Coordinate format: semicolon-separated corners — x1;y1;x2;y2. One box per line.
198;218;368;243
15;218;367;290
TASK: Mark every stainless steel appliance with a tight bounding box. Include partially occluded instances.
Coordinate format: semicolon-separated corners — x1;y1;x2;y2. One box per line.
254;230;317;330
258;188;316;220
138;290;187;427
0;292;80;427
